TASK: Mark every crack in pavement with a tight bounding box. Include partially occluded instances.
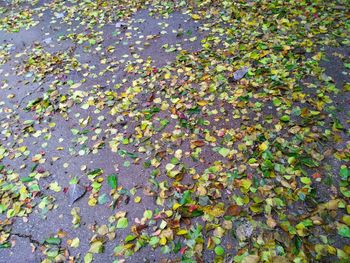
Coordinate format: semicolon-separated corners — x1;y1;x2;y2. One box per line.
11;232;41;246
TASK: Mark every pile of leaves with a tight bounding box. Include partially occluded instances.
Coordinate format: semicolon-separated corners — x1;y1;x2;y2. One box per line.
0;0;350;262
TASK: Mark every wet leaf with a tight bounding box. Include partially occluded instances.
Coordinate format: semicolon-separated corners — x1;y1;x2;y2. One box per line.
68;183;86;204
70;237;80;248
225;204;241;216
338;225;350;238
233;66;249;81
107;174;118;189
214;246;224;256
218;147;230;158
116;217;128;229
89;241;104;253
84;253;93;263
49;182;61;192
45;237;61;245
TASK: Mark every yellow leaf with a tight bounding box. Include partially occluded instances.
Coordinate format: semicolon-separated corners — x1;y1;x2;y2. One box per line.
197;100;208;106
173;203;181;210
70;237;80;248
177;229;188;235
203;204;225;217
159;236;167;245
49;182;61;192
70;83;82;89
191;14;200;20
88;198;97;206
259;141;268;152
164;72;171;79
241;179;252;190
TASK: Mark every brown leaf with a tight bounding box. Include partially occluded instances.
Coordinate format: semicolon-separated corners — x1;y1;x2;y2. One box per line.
132;224;148;235
266;216;277;228
156;150;166;159
191;140;205;148
225;204;241;216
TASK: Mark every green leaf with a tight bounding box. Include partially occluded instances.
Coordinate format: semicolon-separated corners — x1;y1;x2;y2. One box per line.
173;242;181;253
89;241;104;253
280;115;290;122
49;181;61;192
180;190;192;205
143;210;153;219
21;177;34;182
84;253;93;263
340;187;350;198
218;147;230;157
292;236;302;255
116;217;128;229
71;128;79;135
69;177;79;185
98;193;109;205
45;237;61;245
214;246;224;255
125;235;136;242
190;209;204;217
149;236;159;246
0;242;11;249
114;245;124;255
46;247;59;258
70;237;80;248
338;225;350;238
300;177;311;185
340;166;349;180
107;174;118;189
